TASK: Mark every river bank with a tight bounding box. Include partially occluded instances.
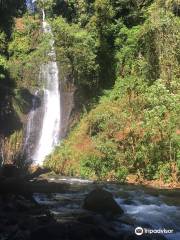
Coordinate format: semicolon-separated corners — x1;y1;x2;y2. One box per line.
126;174;180;190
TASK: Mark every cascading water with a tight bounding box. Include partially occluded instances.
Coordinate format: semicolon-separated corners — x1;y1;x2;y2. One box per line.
24;10;61;166
23;90;39;158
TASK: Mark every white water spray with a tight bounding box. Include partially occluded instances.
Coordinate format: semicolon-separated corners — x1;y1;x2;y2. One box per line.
26;10;61;165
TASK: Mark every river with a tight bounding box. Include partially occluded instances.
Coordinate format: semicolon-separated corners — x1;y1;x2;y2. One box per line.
33;176;180;240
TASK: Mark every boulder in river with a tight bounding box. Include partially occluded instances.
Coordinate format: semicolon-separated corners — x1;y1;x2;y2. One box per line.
83;188;124;215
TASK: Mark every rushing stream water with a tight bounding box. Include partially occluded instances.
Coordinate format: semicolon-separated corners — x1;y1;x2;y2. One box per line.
33;177;180;240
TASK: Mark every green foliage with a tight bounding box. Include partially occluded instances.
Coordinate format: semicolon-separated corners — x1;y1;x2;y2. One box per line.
12;88;32;115
92;0;116;87
36;0;55;17
112;0;153;27
115;167;129;182
0;0;179;185
155;162;172;182
115;24;142;78
8;15;50;88
0;55;8;79
52;17;99;87
67;0;91;26
0;30;8;79
0;8;51;140
47;74;179;182
80;154;102;179
0;30;6;53
140;2;180;84
36;0;55;10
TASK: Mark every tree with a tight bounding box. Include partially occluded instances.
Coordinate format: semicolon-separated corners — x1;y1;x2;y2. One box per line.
92;0;115;88
52;17;99;88
35;0;55;16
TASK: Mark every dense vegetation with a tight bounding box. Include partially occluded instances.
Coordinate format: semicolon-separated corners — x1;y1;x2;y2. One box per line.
44;0;180;184
0;0;48;165
0;0;179;184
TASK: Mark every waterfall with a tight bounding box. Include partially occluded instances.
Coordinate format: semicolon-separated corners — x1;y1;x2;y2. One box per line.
42;8;45;22
23;90;39;159
24;10;61;166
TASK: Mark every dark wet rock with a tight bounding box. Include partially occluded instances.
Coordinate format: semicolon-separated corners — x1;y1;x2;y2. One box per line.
18;216;39;231
0;194;50;240
15;198;36;212
3;203;15;212
30;221;118;240
10;230;30;240
27;167;50;180
77;215;97;225
30;224;67;240
0;164;22;178
67;221;118;240
0;177;68;194
5;216;18;225
36;215;54;225
83;188;124;215
124;234;167;240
